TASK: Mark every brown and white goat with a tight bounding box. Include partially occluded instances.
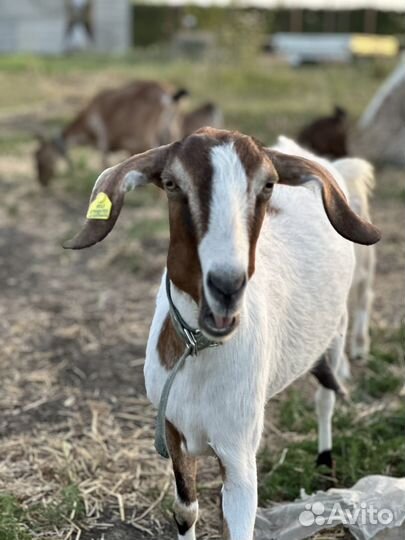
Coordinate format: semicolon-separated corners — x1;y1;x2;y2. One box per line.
34;80;188;186
65;128;380;540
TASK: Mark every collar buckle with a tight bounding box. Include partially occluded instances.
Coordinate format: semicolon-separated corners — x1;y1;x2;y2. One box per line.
165;273;219;355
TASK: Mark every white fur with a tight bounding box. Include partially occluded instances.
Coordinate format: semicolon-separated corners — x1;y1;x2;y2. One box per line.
179;528;195;540
174;499;198;540
144;137;359;539
199;143;250;312
334;158;376;359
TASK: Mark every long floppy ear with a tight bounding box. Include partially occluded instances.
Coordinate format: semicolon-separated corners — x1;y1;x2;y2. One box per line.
265;149;381;246
63;144;173;250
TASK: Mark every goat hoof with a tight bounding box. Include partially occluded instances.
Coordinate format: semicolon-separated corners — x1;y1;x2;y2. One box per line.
316;449;334;469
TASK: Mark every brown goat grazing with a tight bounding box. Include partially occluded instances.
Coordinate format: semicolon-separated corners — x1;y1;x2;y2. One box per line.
298;106;348;159
181;102;223;137
34;81;188;186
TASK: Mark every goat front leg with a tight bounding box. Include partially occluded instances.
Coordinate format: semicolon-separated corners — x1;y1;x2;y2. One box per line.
217;451;257;540
166;421;198;540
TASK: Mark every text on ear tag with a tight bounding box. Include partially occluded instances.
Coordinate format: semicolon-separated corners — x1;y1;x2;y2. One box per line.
86;192;112;220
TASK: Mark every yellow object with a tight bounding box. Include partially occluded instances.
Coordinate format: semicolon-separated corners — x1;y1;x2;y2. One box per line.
86;192;112;220
351;35;399;58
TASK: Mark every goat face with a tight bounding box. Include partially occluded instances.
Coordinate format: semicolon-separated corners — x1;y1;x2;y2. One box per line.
64;128;381;340
160;131;277;339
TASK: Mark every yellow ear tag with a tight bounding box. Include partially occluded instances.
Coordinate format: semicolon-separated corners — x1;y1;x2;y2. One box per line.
86;192;112;220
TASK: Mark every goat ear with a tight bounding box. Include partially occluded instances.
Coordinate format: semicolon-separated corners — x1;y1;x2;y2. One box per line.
265;149;381;246
63;144;173;250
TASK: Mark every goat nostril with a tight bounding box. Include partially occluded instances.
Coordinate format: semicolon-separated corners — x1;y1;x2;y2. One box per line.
207;272;246;300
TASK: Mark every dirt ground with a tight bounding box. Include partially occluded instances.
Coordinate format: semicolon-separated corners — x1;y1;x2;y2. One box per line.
0;133;403;540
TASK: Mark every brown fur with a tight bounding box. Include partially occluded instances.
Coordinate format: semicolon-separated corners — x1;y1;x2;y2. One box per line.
167;199;202;303
173;132;217;236
63;81;183;153
35;81;186;186
248;197;268;277
166;421;197;502
234;135;263;178
234;135;277;277
298;106;348;159
265;149;381;246
157;315;185;370
166;421;198;535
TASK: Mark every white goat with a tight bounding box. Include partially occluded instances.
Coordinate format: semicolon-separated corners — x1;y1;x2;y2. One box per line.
276;141;377;361
334;158;376;360
65;128;380;540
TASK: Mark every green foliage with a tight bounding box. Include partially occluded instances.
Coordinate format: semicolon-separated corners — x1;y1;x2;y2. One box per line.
132;5;183;47
259;329;405;503
279;388;317;434
0;486;85;540
259;403;405;502
0;495;31;540
27;485;85;531
259;442;335;501
129;4;405;47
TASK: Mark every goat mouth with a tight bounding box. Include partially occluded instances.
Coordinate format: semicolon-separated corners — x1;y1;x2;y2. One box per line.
198;295;239;340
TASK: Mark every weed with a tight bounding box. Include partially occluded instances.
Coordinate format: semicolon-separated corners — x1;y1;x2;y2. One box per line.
0;486;85;540
0;494;31;540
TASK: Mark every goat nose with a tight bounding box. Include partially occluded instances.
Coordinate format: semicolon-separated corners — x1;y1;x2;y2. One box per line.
207;271;246;305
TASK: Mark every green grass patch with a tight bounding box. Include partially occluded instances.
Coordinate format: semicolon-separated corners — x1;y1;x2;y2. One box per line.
259;403;405;503
27;485;85;532
278;388;317;434
259;328;405;503
0;486;85;540
361;362;402;399
0;494;31;540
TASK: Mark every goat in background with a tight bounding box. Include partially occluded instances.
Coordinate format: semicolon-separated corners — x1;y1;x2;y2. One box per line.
298;105;348;159
34;80;188;186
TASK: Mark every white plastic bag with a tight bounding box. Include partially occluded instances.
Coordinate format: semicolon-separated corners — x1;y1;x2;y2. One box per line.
255;475;405;540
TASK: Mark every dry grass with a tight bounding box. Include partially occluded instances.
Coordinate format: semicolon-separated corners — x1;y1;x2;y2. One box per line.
1;398;170;537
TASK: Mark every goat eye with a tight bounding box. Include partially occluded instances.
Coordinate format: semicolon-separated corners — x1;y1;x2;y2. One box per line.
262;181;274;194
164;178;180;192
